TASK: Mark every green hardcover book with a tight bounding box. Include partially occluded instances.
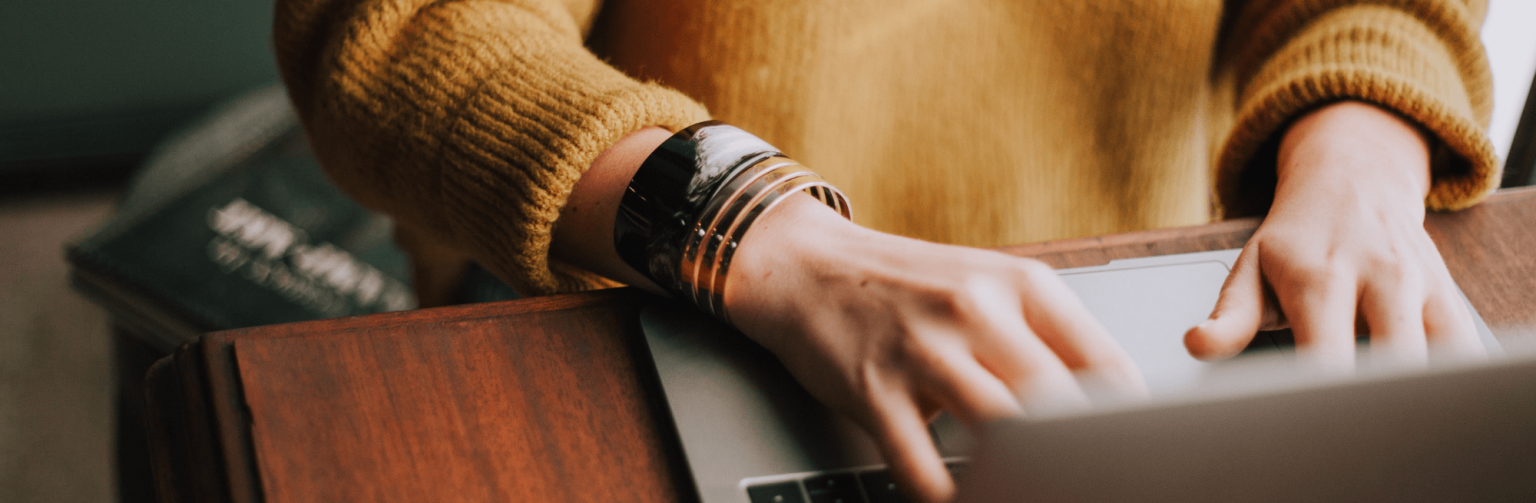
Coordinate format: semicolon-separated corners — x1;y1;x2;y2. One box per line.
64;87;402;351
68;136;416;351
68;86;518;351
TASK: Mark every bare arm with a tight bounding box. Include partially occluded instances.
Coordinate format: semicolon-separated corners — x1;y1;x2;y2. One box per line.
1188;101;1483;367
549;128;1142;503
549;127;672;293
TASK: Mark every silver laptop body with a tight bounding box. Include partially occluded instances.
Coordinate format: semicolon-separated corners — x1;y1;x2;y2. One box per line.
959;350;1536;502
638;249;1510;503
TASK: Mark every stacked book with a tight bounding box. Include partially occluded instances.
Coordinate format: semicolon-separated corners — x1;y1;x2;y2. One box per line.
67;85;515;351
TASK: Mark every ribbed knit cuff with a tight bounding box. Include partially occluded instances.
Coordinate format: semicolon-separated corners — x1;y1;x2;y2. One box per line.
433;48;710;295
443;82;708;295
299;1;711;296
1216;3;1497;218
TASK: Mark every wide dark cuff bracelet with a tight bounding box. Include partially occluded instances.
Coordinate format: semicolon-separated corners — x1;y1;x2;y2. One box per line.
614;121;851;322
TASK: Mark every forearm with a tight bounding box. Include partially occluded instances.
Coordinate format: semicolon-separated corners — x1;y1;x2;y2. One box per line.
549;127;672;293
1274;101;1431;215
274;0;708;295
548;126;851;301
1187;100;1481;365
1214;0;1496;217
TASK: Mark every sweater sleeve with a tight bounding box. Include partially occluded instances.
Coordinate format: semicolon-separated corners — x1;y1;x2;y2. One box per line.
1214;0;1497;218
273;0;711;295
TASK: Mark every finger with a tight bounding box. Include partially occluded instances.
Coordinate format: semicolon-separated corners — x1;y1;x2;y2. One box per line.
973;329;1092;415
913;345;1024;428
1278;272;1359;372
1008;263;1145;393
1423;285;1485;359
1359;276;1427;364
1185;243;1270;360
868;394;955;503
954;287;1094;412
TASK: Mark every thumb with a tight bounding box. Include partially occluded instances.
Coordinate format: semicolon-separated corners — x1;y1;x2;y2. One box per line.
1185;244;1269;360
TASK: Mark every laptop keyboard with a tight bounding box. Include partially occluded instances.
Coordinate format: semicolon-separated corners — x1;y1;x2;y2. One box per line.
745;462;966;503
739;332;1285;503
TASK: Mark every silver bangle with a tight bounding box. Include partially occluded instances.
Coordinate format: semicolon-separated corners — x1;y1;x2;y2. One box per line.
680;158;800;309
697;164;848;321
614;121;851;322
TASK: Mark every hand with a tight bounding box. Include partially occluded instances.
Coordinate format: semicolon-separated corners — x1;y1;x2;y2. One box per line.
1186;101;1484;370
551;127;1142;502
725;195;1145;503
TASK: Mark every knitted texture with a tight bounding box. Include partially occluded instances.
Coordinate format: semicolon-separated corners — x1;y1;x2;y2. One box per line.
274;0;1495;295
274;0;709;295
1217;0;1496;217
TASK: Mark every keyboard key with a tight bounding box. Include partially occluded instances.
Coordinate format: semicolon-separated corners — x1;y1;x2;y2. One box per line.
857;470;910;503
747;481;806;503
1270;329;1296;347
804;473;864;503
1242;331;1279;352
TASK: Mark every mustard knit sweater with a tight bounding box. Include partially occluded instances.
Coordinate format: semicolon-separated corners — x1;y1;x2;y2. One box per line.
273;0;1498;296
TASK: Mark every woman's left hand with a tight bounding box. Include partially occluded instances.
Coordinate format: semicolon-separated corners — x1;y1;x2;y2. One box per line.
1184;101;1485;369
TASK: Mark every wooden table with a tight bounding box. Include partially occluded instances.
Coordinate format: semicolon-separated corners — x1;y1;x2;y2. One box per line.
144;187;1536;503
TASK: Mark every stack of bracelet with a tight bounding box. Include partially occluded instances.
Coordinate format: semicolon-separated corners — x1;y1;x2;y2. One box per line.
614;121;851;323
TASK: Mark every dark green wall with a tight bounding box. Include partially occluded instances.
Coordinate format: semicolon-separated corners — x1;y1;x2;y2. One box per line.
1;1;279;164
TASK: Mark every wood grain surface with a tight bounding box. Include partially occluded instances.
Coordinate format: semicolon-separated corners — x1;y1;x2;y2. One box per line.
206;290;674;503
1423;187;1536;336
148;188;1536;502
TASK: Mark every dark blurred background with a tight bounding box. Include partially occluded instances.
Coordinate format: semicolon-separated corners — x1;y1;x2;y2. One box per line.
1;2;276;502
0;1;279;194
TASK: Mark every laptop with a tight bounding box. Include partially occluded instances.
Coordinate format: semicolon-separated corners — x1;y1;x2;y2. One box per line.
638;249;1519;503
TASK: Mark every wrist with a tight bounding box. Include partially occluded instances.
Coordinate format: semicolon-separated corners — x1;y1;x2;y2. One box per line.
608;121;852;320
1273;101;1431;216
723;193;868;339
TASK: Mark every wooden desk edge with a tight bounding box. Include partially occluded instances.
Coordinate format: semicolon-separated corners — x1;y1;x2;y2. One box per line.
144;187;1536;502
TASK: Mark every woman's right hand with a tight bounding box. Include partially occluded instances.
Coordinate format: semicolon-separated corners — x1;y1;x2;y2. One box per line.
551;128;1144;502
724;195;1146;503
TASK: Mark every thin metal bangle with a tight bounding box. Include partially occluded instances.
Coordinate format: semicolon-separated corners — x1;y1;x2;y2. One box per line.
613;121;778;295
708;175;848;321
612;120;852;321
688;167;816;314
680;158;800;308
705;174;850;321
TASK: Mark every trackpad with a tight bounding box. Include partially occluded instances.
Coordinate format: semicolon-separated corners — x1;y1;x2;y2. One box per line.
1058;252;1500;397
1059;260;1233;395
